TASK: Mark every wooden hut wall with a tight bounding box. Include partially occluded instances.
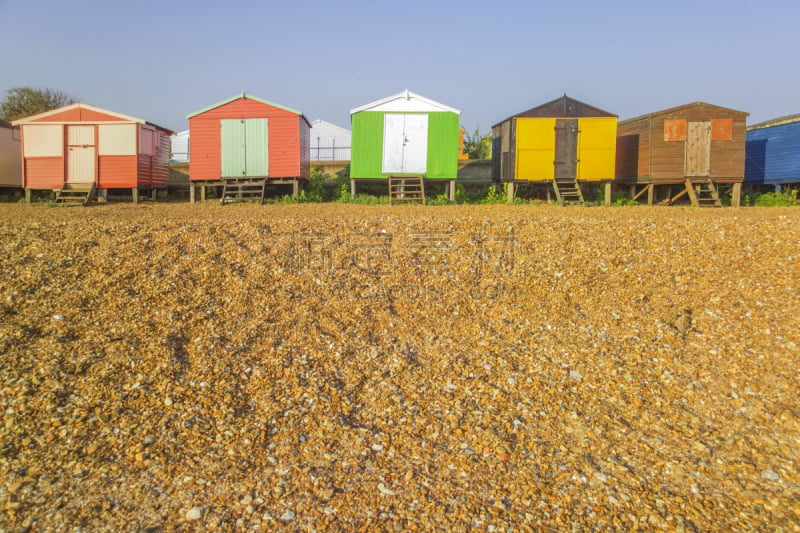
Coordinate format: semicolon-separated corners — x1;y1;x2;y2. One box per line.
616;103;747;184
189;97;309;181
0;122;21;187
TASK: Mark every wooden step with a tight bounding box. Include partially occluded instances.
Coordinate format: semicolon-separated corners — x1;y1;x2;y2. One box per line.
55;182;95;206
220;179;267;205
552;179;585;206
388;176;425;205
685;179;722;207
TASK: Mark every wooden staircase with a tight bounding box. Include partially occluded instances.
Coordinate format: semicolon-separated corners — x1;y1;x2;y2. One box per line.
220;179;267;205
55;183;95;206
685;179;722;207
388;176;425;205
552;178;585;206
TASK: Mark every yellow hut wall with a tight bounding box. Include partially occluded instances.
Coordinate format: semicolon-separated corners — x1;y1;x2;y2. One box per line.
513;117;617;181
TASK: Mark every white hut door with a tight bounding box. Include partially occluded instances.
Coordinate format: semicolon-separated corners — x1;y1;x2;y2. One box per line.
67;125;96;183
685;121;711;176
382;114;428;174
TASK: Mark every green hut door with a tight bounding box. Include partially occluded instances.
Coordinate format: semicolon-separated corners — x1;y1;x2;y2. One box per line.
221;118;269;178
382;114;428;174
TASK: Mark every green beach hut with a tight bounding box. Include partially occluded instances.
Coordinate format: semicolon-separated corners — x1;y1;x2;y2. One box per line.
350;90;461;203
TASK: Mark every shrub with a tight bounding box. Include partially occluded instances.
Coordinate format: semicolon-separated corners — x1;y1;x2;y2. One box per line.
752;190;798;207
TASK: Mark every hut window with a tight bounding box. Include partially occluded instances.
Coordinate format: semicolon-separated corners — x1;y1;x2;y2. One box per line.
23;125;63;157
710;119;733;141
664;119;687;142
99;124;136;155
140;128;156;155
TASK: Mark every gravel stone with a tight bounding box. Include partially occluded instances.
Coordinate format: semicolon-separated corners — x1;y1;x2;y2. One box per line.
0;203;798;531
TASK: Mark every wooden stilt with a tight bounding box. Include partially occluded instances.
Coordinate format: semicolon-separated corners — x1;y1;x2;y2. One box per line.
25;189;31;203
685;179;699;207
449;180;456;203
189;185;196;203
647;183;655;205
732;182;742;208
132;188;139;205
629;184;636;198
151;188;157;200
507;181;515;204
546;185;552;203
350;179;356;198
604;182;612;206
200;185;206;201
292;180;299;197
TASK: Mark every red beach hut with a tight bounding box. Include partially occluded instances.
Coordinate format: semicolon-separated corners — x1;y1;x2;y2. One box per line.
12;103;173;204
186;93;311;203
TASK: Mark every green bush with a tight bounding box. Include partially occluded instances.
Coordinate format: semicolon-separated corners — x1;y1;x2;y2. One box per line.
482;184;505;204
752;190;798;207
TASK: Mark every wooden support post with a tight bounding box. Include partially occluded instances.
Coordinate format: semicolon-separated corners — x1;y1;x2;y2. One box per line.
132;188;139;205
189;185;196;203
775;184;782;193
25;189;31;203
731;182;742;208
350;179;356;198
604;182;612;206
151;188;157;201
546;185;552;203
647;183;655;205
685;179;699;207
200;185;206;201
629;184;636;198
100;188;108;203
449;180;456;203
292;180;299;197
507;181;515;204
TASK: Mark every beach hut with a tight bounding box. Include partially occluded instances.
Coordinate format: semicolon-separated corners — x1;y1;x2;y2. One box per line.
616;102;748;207
0;120;21;188
186;93;310;204
170;130;189;162
350;90;461;203
745;114;800;190
309;119;351;161
12;103;173;204
492;95;618;205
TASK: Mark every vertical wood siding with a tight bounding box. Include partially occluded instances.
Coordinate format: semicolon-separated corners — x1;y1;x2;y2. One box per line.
0;125;22;187
350;112;384;179
350;111;458;179
298;118;310;179
189;98;305;180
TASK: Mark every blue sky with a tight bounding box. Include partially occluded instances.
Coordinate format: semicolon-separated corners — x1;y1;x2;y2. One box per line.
1;0;797;133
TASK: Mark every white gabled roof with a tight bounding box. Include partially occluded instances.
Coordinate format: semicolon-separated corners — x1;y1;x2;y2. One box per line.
310;119;350;136
350;89;460;115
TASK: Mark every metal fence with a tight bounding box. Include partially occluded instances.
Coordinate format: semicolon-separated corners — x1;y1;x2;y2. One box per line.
311;137;351;161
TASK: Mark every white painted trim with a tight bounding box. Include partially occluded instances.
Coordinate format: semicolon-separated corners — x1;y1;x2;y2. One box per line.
351;90;460;115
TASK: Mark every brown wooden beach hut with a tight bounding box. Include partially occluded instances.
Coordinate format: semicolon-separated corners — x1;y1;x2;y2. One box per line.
616;102;748;207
